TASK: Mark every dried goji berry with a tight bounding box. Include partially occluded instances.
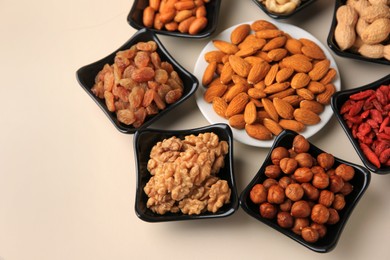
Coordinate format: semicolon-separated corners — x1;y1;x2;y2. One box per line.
348;100;364;116
366;119;379;129
350;89;375;100
360;143;381;168
379;148;390;164
379;116;390;132
340;100;354;114
360;110;370;119
377;132;390;141
375;140;390;156
370;109;383;124
376;88;388;106
344;114;363;124
358;122;371;136
384;127;390;135
372;99;384;113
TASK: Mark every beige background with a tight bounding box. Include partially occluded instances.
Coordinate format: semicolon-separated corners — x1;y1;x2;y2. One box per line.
1;0;389;259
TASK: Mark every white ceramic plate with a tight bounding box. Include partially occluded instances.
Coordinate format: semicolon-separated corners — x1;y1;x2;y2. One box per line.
194;21;340;147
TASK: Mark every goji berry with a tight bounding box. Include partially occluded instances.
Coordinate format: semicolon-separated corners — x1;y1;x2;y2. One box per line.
340;100;354;114
366;119;379;129
360;110;370;119
372;99;384;113
376;88;388;106
348;100;364;116
358;122;371;136
377;132;390;141
374;140;390;156
360;143;381;168
370;109;383;124
350;89;375;100
379;148;390;164
379;117;390;133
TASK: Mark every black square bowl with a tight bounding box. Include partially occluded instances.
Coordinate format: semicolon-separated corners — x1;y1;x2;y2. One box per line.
76;28;199;134
127;0;221;39
240;130;370;253
251;0;317;19
134;123;239;222
331;74;390;174
327;0;390;65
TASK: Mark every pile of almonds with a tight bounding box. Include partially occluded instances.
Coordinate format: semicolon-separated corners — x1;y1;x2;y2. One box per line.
202;20;337;141
334;0;390;60
143;0;211;35
249;134;355;243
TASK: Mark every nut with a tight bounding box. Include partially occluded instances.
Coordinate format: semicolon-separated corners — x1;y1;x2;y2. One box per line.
291;200;311;218
301;183;320;201
329;175;345;193
271;146;290;165
267;184;286;204
277;211;294;229
285;183;304;201
326;208;340;225
311;204;330;224
339;182;354;196
335;164;355;181
292;134;310;153
279;198;293;212
318;190;335;207
265;165;282;179
317;153;335;170
293;167;313;183
278;176;295;189
263;178;279;189
301;227;319;243
250;184;267;204
333;194;346;211
312;172;330;189
292;217;310;235
310;223;327;238
294;153;314;168
280;157;298;174
260;202;278;219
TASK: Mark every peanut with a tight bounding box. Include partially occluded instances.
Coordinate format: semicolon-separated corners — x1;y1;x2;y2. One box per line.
335;5;358;51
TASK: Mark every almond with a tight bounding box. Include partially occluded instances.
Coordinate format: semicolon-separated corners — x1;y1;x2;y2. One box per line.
247;61;270;84
251;20;278;31
316;83;336;105
223;83;248;102
229;114;246;129
279;119;306;132
293;108;321;125
245;123;273;140
229;55;251;78
261;98;279;122
267;48;288;61
296;88;315;100
273;97;294;119
263;118;283;136
232;75;250;86
281;54;313;73
282;95;304;107
309;59;330;81
255;29;284;39
291;73;311;89
220;62;234;84
225;92;249;117
262;36;287;51
231;24;251;45
250;98;263;108
244;101;257;124
276;67;294;83
285;38;302;54
202;61;217;86
257;110;271;123
204;83;227;103
300;100;324;114
264;64;279;86
248;88;267;99
264;82;290;94
244;56;266;66
213;40;239;54
300;38;326;60
235;47;258;57
238;35;266;51
307;81;326;94
212;97;228;118
319;68;337;85
268;87;296;100
204;51;226;63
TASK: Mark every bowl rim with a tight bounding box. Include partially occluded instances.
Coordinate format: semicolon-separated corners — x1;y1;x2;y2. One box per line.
331;73;390;174
326;0;390;65
133;123;239;222
250;0;318;19
76;28;199;134
239;130;371;253
127;0;222;39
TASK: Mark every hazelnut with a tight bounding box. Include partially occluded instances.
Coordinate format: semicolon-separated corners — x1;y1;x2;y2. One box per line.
311;204;330;224
250;184;267;204
301;183;320;201
327;168;336;176
288;148;297;158
301;227;319;243
318;190;335;207
259;202;277;219
335;164;355;181
312;172;329;189
291;200;311;218
292;134;310;153
279;199;292;212
329;174;344;193
311;223;327;238
279;176;295;189
295;153;314;168
271;146;290;165
263;178;278;190
280;158;298;174
267;184;285;204
292;217;309;235
277;211;294;229
311;165;326;175
285;183;304;201
317;153;335;170
294;167;313;183
327;208;340;225
265;165;282;179
333;194;346;211
339;182;353;196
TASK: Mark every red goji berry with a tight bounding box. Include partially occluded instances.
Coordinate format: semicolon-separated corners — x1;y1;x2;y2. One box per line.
374;140;390;156
372;99;384;113
379;116;390;132
379;85;390;97
379;148;390;164
360;110;370;119
340;100;354;114
370;109;383;124
377;132;390;141
360;143;381;168
348;100;364;116
384;127;390;135
366;119;379;129
350;89;375;100
376;88;388;106
358;122;371;136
